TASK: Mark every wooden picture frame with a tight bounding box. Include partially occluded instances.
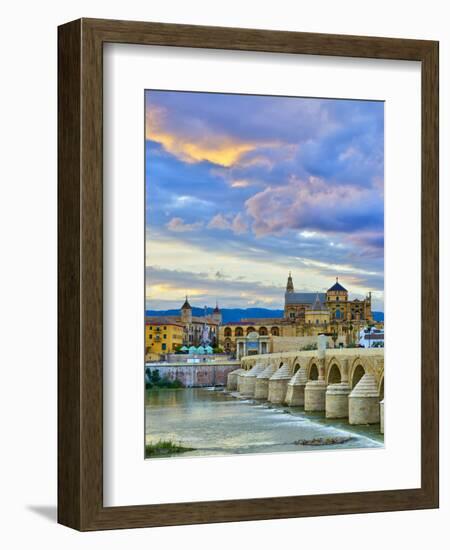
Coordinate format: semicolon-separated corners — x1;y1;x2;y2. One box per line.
58;18;439;531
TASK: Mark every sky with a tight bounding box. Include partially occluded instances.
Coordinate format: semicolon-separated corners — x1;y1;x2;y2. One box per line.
145;90;384;312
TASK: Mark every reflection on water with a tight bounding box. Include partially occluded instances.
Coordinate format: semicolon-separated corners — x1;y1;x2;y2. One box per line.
145;388;383;459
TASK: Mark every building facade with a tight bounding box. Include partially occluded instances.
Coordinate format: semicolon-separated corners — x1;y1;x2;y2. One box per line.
284;274;372;322
146;297;221;352
145;320;184;359
219;274;374;357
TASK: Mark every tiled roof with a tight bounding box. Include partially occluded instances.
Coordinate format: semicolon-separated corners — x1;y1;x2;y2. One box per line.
328;281;347;292
285;292;326;305
181;297;192;310
240;317;284;324
191;316;219;325
146;318;184;328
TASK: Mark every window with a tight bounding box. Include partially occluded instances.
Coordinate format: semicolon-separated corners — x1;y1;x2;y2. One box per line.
336;296;339;301
149;334;152;339
163;326;167;330
162;343;167;350
163;334;167;339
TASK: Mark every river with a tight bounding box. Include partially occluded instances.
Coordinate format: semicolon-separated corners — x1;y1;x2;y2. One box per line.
145;387;383;458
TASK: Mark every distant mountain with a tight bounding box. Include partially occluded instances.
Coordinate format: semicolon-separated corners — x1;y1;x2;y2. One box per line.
372;311;384;322
146;308;384;323
146;307;284;323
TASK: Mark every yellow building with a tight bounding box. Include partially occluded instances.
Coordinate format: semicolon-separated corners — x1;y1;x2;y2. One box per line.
145;320;184;358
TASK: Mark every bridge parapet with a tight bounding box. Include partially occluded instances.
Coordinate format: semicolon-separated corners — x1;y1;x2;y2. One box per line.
241;348;384;387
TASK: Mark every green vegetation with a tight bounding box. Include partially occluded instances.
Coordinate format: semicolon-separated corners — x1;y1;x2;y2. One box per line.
145;368;184;390
145;440;195;458
301;343;318;351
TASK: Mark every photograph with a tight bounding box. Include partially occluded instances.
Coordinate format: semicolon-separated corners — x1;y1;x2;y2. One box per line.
144;90;385;459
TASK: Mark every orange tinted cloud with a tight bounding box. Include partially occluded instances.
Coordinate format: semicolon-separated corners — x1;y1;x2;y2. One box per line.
146;106;258;167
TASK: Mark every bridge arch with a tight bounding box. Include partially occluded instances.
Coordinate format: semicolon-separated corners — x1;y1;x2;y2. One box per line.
326;357;343;384
378;374;384;399
350;358;366;389
327;363;342;385
291;357;303;374
307;358;319;381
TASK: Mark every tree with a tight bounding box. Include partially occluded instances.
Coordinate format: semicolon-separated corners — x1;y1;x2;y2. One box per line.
150;369;161;385
331;321;338;348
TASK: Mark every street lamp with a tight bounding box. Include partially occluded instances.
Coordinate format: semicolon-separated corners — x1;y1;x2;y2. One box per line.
331;320;338;348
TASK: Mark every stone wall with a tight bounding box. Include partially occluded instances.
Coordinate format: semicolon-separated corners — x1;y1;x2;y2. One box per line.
145;362;239;387
271;335;344;352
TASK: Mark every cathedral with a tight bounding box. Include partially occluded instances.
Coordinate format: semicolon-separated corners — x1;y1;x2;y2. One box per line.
219;273;374;356
284;272;372;324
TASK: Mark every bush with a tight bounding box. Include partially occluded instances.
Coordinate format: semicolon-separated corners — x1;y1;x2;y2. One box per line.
145;440;195;458
145;369;185;389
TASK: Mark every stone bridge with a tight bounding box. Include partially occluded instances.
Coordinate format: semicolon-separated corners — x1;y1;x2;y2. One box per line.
226;348;384;432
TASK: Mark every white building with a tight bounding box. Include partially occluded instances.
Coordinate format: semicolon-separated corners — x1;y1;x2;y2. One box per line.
358;326;384;348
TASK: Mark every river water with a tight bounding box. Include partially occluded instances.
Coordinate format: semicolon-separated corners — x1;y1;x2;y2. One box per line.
145;388;383;458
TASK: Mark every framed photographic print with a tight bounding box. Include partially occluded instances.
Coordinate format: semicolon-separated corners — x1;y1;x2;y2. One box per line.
58;18;439;530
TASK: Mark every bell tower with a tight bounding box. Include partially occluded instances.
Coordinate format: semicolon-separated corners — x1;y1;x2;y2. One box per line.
286;271;294;293
212;301;222;324
180;296;192;323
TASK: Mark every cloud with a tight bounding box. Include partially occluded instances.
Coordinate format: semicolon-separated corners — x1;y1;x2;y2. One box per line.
245;176;383;239
146;105;260;167
166;217;203;232
145;92;385;309
231;213;248;235
208;213;230;230
146;265;286;309
207;212;248;235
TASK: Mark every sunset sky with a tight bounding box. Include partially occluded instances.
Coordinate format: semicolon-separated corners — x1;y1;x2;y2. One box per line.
145;91;384;312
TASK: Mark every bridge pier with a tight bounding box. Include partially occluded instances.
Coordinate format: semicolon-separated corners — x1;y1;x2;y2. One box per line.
268;363;292;404
237;369;249;393
325;382;351;418
285;366;308;406
254;363;277;399
304;356;327;412
349;373;380;425
226;368;245;391
304;380;327;411
240;363;265;397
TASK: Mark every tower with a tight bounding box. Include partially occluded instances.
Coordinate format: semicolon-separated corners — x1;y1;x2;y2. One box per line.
286;271;294;293
212;301;222;324
180;296;192;324
326;277;348;302
326;277;348;321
